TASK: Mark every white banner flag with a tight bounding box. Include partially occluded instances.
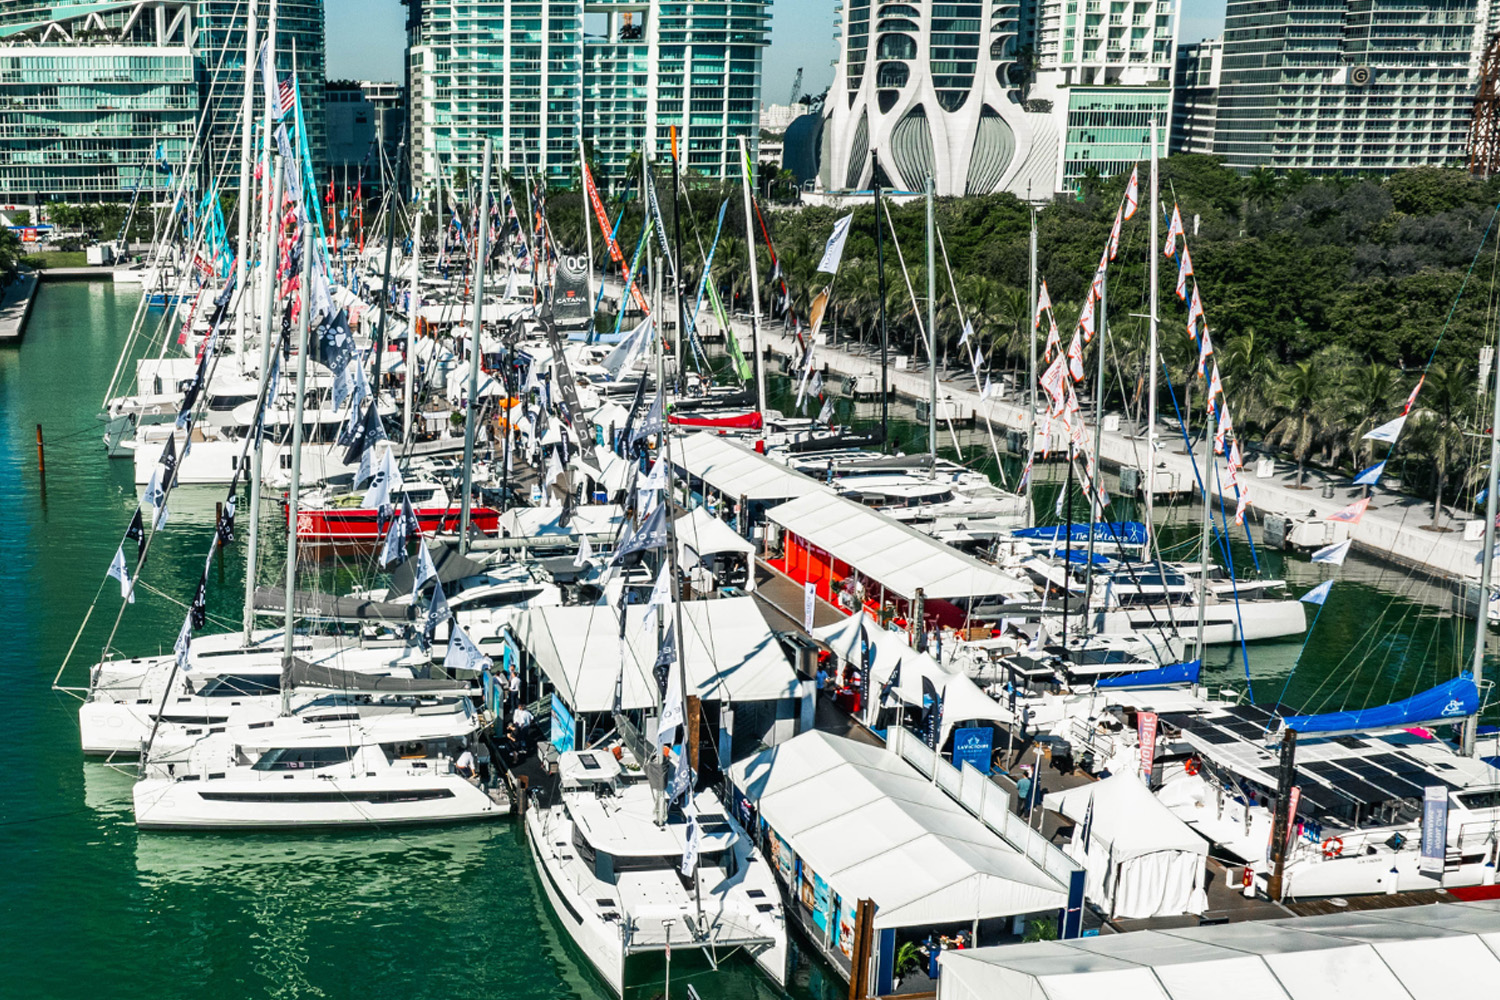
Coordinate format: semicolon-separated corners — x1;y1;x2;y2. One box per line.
816;214;855;275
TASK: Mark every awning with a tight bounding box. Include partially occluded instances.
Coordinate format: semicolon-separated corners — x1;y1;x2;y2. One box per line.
767;492;1033;601
672;430;827;503
510;597;800;713
676;506;755;562
730;731;1069;930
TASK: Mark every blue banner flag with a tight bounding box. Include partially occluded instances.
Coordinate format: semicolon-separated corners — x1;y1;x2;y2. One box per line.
1352;461;1385;486
1300;580;1333;606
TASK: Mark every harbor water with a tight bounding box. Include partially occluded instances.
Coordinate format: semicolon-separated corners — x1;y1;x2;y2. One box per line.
0;284;1491;997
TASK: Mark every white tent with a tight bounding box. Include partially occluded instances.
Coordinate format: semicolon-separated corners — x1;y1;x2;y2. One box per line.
674;431;827;505
812;613;956;714
675;506;757;592
938;902;1500;1000
510;596;799;713
730;731;1070;931
1047;771;1209;920
767;492;1033;601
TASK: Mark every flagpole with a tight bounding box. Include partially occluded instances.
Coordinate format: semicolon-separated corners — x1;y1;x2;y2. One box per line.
371;121;403;403
1465;331;1500;754
282;220;313;715
873;151;889;450
738;136;766;422
926;174;937;473
243;156;284;645
1146;120;1160;557
233;1;257;367
1027;203;1038;524
459;137;493;555
406;191;421;444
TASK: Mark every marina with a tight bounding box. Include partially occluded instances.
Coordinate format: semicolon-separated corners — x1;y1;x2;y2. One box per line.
6;4;1500;999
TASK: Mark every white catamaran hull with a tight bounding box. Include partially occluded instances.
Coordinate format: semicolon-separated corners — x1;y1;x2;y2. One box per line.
1087;599;1307;644
132;432;375;486
525;805;628;995
133;770;503;829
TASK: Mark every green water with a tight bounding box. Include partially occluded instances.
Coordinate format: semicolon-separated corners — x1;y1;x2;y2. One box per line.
0;284;844;1000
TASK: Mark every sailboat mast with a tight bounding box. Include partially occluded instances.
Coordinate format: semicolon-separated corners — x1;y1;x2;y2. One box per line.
873;152;889;450
1146;120;1160;552
233;2;257;365
1027;208;1038;521
580;134;595;333
406;192;421;444
459;137;493;554
926;174;937;472
1084;269;1106;616
738;136;766;420
1465;340;1500;754
1195;403;1216;660
282;220;313;712
371;118;402;397
242;157;284;644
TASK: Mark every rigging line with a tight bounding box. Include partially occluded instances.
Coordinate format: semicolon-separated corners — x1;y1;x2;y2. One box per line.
1207;432;1257;698
933;220;1008;487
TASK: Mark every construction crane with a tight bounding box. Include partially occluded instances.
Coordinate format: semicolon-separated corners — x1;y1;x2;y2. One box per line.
1471;34;1500;176
788;68;803;107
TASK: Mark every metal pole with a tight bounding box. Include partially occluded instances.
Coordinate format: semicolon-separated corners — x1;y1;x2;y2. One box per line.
233;1;257;364
372;120;403;397
926;174;937;471
1465;334;1500;754
580;134;595;335
738;136;766;420
1146;119;1160;553
1085;271;1106;620
282;220;313;713
673;142;686;391
459;137;493;553
405;193;421;443
243;156;284;644
873;152;889;450
1196;403;1216;660
1027;208;1038;522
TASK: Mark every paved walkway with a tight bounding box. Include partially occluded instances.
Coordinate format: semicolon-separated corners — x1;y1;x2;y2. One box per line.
0;271;37;341
743;319;1485;586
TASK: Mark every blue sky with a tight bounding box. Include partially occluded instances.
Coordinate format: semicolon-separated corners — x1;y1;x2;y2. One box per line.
326;1;1227;94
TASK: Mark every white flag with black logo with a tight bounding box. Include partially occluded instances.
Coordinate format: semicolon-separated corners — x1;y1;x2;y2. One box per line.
817;213;855;275
107;546;134;604
657;657;684;746
573;531;593;568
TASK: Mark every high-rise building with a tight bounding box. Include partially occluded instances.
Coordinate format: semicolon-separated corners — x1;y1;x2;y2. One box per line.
1171;37;1220;155
816;1;1179;199
0;2;198;202
196;1;327;181
819;1;1061;198
404;0;771;195
1215;0;1480;173
327;80;406;190
0;1;327;204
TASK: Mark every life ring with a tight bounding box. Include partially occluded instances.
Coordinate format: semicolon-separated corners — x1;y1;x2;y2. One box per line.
1184;758;1200;777
1322;837;1344;859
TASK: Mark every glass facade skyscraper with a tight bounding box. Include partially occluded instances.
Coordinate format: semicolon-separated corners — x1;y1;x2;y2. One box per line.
0;1;327;203
1215;0;1480;173
406;0;770;193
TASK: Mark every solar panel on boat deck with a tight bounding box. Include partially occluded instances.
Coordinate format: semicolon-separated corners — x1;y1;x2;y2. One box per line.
1362;772;1426;800
1368;753;1427;775
1220;720;1270;738
1300;760;1349;781
1329;777;1393;807
1191;726;1240;745
1222;704;1276;724
1158;712;1202;731
1294;784;1345;812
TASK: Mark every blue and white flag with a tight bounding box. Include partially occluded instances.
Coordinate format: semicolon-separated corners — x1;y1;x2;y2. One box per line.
413;542;438;594
423;579;451;647
1310;538;1352;566
1362;414;1406;443
445;623;490;675
1352;461;1385;486
1301;580;1333;606
380;505;409;568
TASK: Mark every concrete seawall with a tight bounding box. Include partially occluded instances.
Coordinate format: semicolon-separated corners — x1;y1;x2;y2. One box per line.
0;272;38;342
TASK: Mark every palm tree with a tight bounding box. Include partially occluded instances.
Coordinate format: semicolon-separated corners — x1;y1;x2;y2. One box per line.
1408;361;1476;527
1268;360;1334;487
1216;329;1280;435
1339;361;1399;468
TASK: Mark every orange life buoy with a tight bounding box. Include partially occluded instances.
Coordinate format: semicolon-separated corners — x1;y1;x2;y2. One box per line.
1184;758;1200;777
1322;837;1344;859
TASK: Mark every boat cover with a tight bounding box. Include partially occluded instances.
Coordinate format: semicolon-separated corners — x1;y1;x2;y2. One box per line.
1096;660;1202;689
1013;521;1148;545
1280;673;1477;735
284;657;467;692
253;586;417;622
668;411;763;429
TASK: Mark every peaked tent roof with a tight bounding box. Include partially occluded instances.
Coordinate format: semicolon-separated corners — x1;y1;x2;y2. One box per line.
730;731;1069;929
767;491;1032;601
1047;770;1209;863
672;430;828;503
511;596;799;713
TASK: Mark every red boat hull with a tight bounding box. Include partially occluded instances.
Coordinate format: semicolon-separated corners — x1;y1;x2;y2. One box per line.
290;505;502;542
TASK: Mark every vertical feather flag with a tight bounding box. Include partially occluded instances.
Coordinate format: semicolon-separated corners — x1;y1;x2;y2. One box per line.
1186;284;1204;340
1043;316;1061;361
1198;328;1214;378
1206;364;1223;414
1079;289;1096;342
1067;331;1085;382
1165;204;1184;258
1235;491;1251;525
1108;206;1123;261
1034;280;1052;329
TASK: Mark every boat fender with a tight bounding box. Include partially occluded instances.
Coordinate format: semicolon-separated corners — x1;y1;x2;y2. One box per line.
1322;837;1343;859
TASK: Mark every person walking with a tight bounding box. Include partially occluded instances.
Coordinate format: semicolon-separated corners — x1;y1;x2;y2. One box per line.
1016;766;1033;817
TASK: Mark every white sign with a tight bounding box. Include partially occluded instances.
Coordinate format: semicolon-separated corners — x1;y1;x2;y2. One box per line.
803;581;816;632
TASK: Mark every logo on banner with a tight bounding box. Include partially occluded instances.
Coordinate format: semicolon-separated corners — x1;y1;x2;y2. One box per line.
1138;711;1159;779
953;727;993;774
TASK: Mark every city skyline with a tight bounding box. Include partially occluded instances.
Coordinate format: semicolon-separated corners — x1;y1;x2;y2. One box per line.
323;0;1230;94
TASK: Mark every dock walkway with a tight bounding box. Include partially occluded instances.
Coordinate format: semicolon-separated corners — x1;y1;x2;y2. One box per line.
0;271;37;342
740;319;1483;586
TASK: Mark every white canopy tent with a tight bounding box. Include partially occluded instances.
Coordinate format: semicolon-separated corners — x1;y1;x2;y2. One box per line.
1047;771;1209;920
730;731;1070;932
510;596;800;713
938;901;1500;1000
767;492;1033;602
675;506;757;593
673;431;828;505
495;504;623;541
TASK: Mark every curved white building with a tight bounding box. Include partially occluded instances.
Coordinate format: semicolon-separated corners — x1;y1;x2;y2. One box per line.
819;1;1059;198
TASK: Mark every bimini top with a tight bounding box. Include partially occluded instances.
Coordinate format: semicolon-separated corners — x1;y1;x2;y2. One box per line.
730;731;1069;929
510;596;800;713
672;431;828;504
767;491;1033;601
937;900;1500;1000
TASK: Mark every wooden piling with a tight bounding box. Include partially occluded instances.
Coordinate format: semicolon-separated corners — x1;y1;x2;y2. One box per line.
35;424;44;475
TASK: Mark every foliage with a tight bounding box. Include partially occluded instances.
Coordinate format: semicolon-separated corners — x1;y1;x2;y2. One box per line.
1023;917;1060;943
22;251;86;270
894;941;921;977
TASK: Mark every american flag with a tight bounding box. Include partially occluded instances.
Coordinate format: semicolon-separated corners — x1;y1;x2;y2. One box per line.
275;77;295;119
